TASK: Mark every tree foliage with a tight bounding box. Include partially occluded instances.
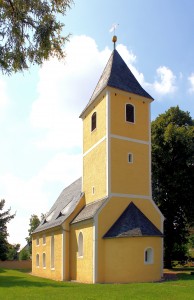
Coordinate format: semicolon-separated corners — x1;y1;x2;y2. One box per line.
0;199;15;260
19;248;30;260
152;106;194;267
26;214;41;254
6;243;20;260
0;0;72;74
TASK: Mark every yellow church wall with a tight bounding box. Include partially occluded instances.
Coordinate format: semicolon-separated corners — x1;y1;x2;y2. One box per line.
83;139;107;203
111;138;150;196
83;94;106;154
97;197;162;282
32;228;63;281
110;89;150;141
69;221;93;283
103;237;162;283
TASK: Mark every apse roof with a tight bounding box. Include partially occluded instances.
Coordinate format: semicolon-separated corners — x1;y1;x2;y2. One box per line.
33;178;83;233
80;49;153;117
104;202;163;238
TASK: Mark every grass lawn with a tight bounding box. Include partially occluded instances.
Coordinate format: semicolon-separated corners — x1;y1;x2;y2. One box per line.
0;268;194;300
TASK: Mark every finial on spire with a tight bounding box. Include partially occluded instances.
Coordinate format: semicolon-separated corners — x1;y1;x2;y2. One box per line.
109;23;119;50
112;35;117;50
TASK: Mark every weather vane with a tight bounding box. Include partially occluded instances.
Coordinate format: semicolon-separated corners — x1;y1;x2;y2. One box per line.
109;23;119;50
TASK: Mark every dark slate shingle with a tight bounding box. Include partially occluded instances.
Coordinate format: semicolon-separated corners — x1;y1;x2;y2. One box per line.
33;178;83;233
104;202;163;238
80;50;153;117
71;198;107;224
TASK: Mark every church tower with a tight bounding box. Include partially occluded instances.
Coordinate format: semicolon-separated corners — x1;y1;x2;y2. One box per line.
80;44;153;204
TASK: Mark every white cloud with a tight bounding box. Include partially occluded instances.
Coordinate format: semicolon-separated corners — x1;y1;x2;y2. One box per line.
188;73;194;93
1;152;82;247
152;66;177;94
30;35;112;150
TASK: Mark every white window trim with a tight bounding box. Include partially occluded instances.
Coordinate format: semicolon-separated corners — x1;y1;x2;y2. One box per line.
128;152;133;164
144;247;154;264
125;103;135;124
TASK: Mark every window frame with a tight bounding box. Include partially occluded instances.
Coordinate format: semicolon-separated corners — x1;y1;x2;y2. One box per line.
51;234;55;269
128;153;133;164
91;112;97;132
36;253;39;267
125;103;135;124
43;252;46;269
78;232;83;258
144;247;153;264
92;186;95;195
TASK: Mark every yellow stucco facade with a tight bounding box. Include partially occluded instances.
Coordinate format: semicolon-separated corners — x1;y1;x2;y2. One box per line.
70;221;94;283
32;228;63;281
32;48;163;283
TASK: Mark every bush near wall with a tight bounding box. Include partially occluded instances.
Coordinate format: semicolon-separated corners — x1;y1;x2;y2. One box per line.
0;260;32;269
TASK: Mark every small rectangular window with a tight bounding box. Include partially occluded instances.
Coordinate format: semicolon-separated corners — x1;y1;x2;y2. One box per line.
91;112;97;131
128;153;133;163
92;186;95;195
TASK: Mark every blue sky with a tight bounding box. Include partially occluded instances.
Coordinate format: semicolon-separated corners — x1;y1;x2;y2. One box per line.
1;0;194;247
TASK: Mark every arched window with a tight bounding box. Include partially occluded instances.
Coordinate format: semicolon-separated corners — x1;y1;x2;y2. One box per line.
91;112;97;131
36;254;39;267
43;253;46;268
51;235;55;269
126;104;134;123
78;232;83;257
144;248;153;264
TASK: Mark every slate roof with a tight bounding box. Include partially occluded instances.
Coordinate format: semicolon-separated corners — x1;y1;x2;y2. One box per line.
104;202;163;238
80;49;153;117
33;178;83;233
71;198;107;224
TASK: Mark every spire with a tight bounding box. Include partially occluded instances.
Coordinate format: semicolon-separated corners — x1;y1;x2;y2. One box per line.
80;49;153;117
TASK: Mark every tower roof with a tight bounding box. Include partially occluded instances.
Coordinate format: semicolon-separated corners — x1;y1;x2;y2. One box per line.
103;202;163;238
80;49;153;117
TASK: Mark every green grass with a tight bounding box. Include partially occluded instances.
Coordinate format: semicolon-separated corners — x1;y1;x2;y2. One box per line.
0;268;194;300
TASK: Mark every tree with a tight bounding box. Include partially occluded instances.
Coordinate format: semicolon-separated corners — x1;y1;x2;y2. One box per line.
19;248;30;260
26;214;41;254
152;106;194;268
0;199;15;260
0;0;72;74
6;243;20;260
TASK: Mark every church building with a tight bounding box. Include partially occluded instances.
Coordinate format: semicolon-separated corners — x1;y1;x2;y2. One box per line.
32;37;164;283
